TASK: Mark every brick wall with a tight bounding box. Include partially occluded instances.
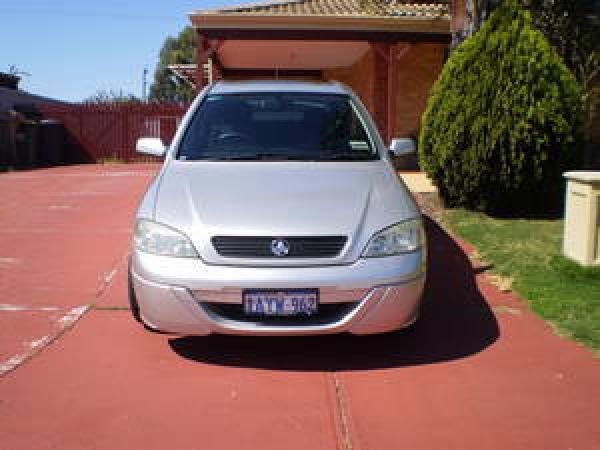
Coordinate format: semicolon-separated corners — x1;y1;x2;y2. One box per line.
323;48;375;116
323;43;445;142
393;43;446;139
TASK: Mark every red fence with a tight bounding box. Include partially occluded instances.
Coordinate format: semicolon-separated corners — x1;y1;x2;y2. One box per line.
39;103;189;163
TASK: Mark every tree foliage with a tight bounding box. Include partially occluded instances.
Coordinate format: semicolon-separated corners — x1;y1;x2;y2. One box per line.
521;0;600;145
83;89;141;104
520;0;600;79
460;1;599;86
419;0;584;215
149;27;196;103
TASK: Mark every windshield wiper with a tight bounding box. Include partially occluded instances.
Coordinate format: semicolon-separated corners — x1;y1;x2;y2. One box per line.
192;153;305;161
320;152;377;161
250;153;296;160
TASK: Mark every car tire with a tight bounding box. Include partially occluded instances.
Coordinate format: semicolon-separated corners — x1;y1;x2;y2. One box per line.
128;262;166;333
127;264;143;324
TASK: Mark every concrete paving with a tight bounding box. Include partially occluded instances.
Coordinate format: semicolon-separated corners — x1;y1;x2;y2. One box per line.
398;171;437;193
1;164;599;450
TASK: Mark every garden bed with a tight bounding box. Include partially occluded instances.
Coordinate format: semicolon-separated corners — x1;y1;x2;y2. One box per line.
417;193;600;353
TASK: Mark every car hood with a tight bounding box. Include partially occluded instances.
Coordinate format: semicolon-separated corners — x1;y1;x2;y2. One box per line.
154;160;419;265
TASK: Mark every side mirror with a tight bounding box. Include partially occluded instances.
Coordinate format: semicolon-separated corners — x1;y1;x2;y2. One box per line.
389;138;416;157
136;137;166;157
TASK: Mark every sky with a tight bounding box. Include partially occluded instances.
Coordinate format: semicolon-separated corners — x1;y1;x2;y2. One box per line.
0;0;239;102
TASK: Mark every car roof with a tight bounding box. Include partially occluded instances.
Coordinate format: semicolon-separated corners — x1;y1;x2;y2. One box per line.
209;80;349;95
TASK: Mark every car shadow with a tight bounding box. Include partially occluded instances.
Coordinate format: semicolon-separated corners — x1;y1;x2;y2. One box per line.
168;217;499;371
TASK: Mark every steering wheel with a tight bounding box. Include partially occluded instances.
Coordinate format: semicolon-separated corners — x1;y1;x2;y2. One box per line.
216;131;256;146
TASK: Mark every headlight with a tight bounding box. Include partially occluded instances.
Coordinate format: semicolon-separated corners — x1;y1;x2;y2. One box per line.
133;219;198;258
362;219;424;257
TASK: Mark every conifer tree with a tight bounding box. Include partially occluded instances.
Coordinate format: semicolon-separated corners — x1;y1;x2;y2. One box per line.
419;0;584;215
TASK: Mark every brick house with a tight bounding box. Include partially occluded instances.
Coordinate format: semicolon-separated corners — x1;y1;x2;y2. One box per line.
176;0;471;146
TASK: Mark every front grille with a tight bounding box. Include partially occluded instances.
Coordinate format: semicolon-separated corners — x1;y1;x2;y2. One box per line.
211;236;347;258
201;302;358;326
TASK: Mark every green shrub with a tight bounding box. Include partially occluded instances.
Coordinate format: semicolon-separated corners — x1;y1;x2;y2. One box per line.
419;0;584;215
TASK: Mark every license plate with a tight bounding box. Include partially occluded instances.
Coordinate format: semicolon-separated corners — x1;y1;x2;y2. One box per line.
243;289;318;316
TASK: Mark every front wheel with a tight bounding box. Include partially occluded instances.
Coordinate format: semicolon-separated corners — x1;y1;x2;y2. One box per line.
128;263;163;333
127;264;142;323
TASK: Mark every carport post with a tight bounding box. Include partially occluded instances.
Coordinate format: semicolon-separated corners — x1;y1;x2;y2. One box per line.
371;42;391;144
387;43;399;145
371;41;412;144
211;57;223;83
196;31;208;91
387;43;412;144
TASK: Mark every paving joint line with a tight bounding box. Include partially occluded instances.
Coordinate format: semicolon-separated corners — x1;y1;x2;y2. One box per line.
0;305;90;377
91;305;131;311
0;304;62;312
330;370;355;450
0;252;129;377
94;252;130;300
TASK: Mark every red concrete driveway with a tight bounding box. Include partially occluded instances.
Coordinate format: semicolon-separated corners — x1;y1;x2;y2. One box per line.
1;164;599;450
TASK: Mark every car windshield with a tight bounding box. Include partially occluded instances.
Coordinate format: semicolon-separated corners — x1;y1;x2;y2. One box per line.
177;92;378;161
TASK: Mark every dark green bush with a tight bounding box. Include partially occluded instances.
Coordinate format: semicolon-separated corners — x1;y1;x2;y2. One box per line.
419;0;584;215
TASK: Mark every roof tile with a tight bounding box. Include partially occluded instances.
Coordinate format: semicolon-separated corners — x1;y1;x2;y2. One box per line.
200;0;450;19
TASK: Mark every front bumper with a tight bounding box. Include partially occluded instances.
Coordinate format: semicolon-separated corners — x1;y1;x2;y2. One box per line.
130;250;425;336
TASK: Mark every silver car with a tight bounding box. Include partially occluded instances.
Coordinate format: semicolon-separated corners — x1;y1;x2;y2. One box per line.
129;81;426;336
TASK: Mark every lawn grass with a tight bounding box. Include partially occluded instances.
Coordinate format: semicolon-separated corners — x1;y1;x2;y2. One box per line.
444;209;600;353
97;154;126;164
